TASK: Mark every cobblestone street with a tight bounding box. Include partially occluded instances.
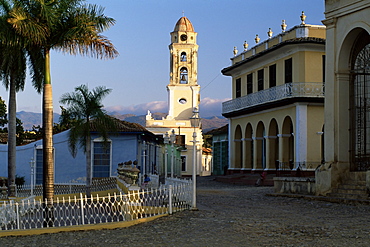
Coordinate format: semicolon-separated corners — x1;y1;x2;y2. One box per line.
1;176;370;246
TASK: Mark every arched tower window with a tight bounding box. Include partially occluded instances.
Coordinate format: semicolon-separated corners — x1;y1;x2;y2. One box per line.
350;31;370;170
181;52;187;62
180;67;188;84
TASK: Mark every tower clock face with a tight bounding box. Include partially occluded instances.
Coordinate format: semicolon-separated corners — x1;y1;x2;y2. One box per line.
180;34;187;41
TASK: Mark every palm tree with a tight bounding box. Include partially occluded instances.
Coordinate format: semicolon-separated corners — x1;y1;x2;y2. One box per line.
60;84;116;197
4;0;118;203
0;0;43;196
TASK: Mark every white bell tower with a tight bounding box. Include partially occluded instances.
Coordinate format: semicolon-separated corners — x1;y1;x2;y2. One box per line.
167;16;200;120
146;16;204;177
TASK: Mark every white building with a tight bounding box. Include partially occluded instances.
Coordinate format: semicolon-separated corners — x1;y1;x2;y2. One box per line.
146;16;204;176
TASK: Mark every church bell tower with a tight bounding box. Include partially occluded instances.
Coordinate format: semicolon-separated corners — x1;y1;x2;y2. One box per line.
167;16;200;120
146;16;204;177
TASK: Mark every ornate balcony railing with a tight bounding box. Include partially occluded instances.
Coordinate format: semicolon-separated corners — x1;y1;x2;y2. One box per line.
222;82;324;115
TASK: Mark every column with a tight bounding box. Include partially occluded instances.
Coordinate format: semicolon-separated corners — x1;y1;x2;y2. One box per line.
295;103;307;167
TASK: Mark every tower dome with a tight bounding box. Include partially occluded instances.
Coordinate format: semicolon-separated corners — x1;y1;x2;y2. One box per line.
174;16;194;32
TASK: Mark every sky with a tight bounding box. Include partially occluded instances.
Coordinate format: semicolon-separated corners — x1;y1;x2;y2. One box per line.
0;0;326;118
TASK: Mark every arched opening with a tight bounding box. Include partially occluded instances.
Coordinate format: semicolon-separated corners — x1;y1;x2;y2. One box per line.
282;116;294;170
180;67;188;84
234;125;242;169
350;30;370;171
181;52;187;62
245;123;253;169
268;119;279;170
255;122;266;170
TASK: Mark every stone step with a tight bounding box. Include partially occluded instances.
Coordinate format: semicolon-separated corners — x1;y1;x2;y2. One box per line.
338;183;366;190
334;188;368;196
341;180;366;187
327;192;369;200
347;172;366;181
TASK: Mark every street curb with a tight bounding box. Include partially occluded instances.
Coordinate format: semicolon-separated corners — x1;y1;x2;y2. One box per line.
0;214;168;237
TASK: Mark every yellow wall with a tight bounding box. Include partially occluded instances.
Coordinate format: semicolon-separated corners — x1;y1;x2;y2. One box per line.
229;104;324;170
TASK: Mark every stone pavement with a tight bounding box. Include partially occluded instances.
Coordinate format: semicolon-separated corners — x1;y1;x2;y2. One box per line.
1;176;370;246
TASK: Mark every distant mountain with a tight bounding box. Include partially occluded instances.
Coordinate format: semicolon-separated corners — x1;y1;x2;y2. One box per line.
201;116;228;132
17;111;227;132
17;111;60;130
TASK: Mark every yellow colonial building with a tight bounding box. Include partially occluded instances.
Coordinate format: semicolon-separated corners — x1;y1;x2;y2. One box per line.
222;14;326;175
146;16;204;177
316;0;370;196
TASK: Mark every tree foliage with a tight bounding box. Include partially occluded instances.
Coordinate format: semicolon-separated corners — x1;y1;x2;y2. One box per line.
60;84;117;197
1;0;118;204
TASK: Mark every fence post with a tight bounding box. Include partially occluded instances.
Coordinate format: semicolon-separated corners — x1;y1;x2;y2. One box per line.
169;185;173;215
80;193;85;225
15;202;20;230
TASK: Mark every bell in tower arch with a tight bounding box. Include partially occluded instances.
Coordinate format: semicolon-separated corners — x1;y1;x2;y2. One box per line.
180;67;188;84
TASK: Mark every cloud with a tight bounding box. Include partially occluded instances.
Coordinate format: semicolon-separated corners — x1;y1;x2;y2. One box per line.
105;101;167;115
105;97;230;117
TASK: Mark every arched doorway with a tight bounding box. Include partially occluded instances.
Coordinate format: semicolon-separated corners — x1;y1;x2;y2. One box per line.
282;116;294;169
268;119;279;170
255;122;266;169
234;125;242;169
245;123;253;169
350;30;370;171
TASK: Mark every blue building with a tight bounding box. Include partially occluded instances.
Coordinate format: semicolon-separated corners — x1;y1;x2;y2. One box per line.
0;118;163;185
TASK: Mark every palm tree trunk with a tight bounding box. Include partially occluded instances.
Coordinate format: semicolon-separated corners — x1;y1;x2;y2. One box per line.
43;49;54;227
7;79;16;197
86;133;92;198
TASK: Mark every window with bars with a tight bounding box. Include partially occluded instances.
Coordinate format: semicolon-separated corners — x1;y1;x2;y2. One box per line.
35;146;54;185
247;73;253;94
181;156;187;172
235;78;241;98
285;58;292;83
269;64;276;88
258;69;264;91
93;142;111;177
351;35;370;170
176;135;186;149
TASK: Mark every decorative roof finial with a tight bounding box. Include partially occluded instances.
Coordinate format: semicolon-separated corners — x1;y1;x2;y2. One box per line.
281;20;287;32
233;46;238;56
182;10;185;17
267;28;273;39
300;11;306;25
255;34;260;44
243;41;249;51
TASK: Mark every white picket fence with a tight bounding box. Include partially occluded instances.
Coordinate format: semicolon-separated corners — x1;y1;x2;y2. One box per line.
0;180;192;231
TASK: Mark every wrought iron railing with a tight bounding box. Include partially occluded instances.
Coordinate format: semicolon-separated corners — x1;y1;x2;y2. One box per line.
222;82;325;115
275;161;322;177
0;181;192;231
